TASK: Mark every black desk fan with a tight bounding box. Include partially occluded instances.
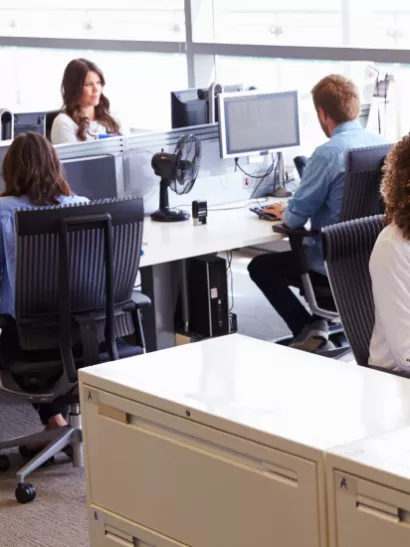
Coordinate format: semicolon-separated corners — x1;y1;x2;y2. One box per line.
151;134;201;222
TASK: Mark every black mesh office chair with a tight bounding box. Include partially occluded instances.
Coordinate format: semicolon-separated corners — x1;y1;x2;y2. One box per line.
45;110;60;141
0;196;150;503
273;143;392;349
322;215;384;368
322;215;407;377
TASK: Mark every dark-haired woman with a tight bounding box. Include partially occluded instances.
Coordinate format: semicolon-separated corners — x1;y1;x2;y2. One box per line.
51;58;122;144
0;132;88;442
369;135;410;373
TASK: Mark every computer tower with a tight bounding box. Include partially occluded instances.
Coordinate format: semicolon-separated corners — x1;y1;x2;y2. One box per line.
188;255;230;338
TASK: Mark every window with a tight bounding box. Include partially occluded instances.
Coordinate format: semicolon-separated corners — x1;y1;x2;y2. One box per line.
0;47;188;131
0;1;185;42
215;56;403;152
351;1;410;49
197;0;342;46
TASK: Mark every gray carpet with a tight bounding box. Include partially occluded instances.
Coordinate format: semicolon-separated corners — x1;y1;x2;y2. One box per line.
0;252;289;546
230;251;292;341
0;391;89;547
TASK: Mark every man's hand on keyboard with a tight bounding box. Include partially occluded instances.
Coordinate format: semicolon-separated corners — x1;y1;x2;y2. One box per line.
263;202;287;221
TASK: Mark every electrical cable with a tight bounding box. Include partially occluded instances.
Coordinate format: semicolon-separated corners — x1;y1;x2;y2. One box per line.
235;153;279;200
208;197;268;212
234;156;275;179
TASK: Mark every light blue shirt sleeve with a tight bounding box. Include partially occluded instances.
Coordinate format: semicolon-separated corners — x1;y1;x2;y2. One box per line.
0;217;5;285
283;151;336;229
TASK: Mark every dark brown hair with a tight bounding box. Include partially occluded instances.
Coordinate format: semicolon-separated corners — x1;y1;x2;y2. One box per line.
312;74;360;124
61;58;121;141
2;132;72;205
381;135;410;240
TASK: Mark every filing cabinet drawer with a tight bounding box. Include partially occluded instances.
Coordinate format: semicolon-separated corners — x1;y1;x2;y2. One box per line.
332;471;410;547
89;506;189;547
82;387;323;547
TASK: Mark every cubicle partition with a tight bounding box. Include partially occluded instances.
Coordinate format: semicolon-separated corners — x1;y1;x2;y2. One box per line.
0;125;275;208
125;123;274;211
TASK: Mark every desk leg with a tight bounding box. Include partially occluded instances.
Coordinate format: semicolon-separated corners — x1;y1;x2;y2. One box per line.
141;263;177;352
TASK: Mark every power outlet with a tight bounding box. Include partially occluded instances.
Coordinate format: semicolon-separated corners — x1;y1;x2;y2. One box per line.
243;170;273;190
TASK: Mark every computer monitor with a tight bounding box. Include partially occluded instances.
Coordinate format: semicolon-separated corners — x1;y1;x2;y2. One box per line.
218;90;300;159
13;111;46;138
171;84;253;129
62;155;118;199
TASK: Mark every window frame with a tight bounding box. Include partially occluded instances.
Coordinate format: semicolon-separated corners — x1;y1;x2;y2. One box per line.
0;0;409;91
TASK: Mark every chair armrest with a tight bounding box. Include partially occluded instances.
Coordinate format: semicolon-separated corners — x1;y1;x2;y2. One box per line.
131;290;151;308
273;223;319;238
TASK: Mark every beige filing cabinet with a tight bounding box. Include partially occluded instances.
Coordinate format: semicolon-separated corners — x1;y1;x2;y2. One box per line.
79;334;410;547
327;426;410;547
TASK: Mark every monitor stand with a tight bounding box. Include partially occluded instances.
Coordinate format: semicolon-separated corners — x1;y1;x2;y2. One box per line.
269;152;292;198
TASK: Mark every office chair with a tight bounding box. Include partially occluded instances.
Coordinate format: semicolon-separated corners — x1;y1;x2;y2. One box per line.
273;143;392;352
0;196;150;503
322;214;407;376
322;215;384;368
293;155;308;178
45;110;60;141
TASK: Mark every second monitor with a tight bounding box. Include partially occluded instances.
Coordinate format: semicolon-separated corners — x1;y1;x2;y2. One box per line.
218;90;300;159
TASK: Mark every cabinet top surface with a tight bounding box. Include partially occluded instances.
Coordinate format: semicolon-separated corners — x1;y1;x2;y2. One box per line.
80;334;410;451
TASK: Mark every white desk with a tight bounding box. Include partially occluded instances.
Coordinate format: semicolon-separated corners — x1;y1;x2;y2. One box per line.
80;334;410;547
140;203;282;268
139;202;283;351
327;426;410;547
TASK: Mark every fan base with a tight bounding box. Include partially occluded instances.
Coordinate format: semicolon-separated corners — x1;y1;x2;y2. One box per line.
150;208;190;222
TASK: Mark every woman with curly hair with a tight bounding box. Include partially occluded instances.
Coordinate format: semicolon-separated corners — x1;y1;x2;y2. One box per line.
51;58;122;144
369;135;410;372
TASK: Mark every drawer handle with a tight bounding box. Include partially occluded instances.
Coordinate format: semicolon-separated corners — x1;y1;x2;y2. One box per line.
99;404;130;424
356;502;399;523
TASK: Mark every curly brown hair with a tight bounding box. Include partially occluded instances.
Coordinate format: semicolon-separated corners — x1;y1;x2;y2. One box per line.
2;132;72;206
61;58;121;141
382;135;410;239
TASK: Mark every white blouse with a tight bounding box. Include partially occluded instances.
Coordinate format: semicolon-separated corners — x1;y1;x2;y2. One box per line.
369;223;410;372
51;112;122;145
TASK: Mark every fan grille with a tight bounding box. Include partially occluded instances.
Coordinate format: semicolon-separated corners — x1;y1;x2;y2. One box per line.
170;134;201;195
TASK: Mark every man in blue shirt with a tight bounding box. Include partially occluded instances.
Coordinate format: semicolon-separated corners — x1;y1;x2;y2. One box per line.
248;74;386;350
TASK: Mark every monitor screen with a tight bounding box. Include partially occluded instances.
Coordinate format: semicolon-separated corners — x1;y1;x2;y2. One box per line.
62;155;118;200
218;90;300;159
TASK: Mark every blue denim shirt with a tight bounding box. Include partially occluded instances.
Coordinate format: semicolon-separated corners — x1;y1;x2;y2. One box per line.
283;120;387;275
0;194;89;317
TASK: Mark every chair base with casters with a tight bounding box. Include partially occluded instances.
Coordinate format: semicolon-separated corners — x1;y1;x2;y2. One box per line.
0;403;83;503
0;299;150;503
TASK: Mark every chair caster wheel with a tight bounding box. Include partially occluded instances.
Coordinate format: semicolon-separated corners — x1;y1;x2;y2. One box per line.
15;483;36;504
0;454;11;472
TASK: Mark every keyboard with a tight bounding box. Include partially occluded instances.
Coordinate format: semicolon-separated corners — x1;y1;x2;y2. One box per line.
249;206;279;221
